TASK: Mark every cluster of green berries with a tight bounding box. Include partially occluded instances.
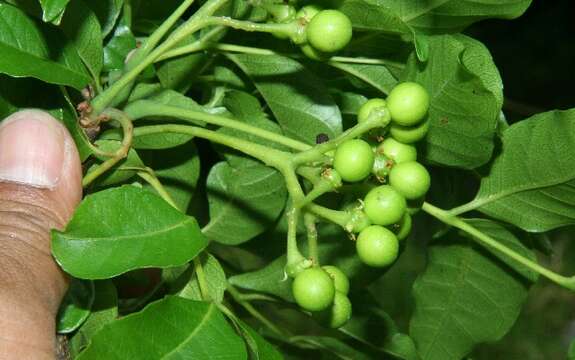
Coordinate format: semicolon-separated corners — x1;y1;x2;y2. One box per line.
292;265;352;329
291;82;430;328
335;82;430;267
268;4;353;60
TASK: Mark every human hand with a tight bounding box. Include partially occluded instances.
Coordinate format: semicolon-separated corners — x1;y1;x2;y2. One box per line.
0;110;82;359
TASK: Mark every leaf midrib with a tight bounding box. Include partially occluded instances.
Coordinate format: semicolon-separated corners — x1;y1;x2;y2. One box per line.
56;217;198;243
161;302;215;358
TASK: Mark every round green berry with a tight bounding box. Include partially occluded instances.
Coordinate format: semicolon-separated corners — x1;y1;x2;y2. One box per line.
387;82;430;126
390;119;430;144
389;161;431;200
378;138;417;164
292;268;335;312
356;225;399;267
333;139;374;182
300;43;330;61
296;4;322;23
326;292;352;328
306;10;353;53
322;265;350;295
357;98;387;123
363;185;406;225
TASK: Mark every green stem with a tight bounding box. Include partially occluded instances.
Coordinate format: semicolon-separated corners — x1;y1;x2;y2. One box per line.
133;124;291;168
304;213;319;266
227;285;287;337
137;170;179;209
305;203;351;228
155;26;227;62
422;202;575;291
91;0;228;115
82;109;134;187
136;167;212;300
124;100;310;151
293;110;390;165
128;0;197;68
203;17;302;39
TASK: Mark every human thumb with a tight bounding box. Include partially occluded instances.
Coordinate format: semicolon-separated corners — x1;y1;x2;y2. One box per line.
0;109;82;358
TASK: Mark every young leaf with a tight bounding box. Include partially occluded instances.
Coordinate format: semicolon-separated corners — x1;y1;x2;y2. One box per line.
467;109;575;232
57;279;95;334
204;160;287;245
60;0;103;80
409;224;536;360
52;186;208;279
404;34;503;169
102;20;136;71
76;297;247;359
0;3;91;89
228;54;342;145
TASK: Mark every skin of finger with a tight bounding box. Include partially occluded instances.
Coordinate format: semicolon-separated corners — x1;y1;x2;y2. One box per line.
0;113;82;358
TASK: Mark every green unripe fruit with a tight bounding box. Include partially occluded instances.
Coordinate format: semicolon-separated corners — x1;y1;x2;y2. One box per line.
390;119;430;144
387;82;430;126
333;139;374;182
322;265;350;295
378;138;417;164
326;292;352;328
343;201;372;233
306;10;353;53
393;213;412;241
389;161;431;200
300;43;330;61
292;268;335;312
364;185;406;225
356;225;399;267
357;98;387;123
296;4;322;23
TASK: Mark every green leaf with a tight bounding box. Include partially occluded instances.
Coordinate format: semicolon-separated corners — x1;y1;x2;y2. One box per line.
172;253;227;303
228;54;342;145
569;339;575;360
299;336;372;360
405;34;502;169
155;33;209;93
69;281;118;357
39;0;70;22
218;90;290;165
329;90;368;116
204;160;287;245
57;279;95;334
86;139;144;187
467;109;575;232
52;186;208;279
238;320;283;360
60;0;103;80
409;225;535;360
84;0;123;37
229;256;293;302
337;0;531;34
330;63;398;95
140;142;201;212
0;3;91;89
77;297;247;359
102;20;136;71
